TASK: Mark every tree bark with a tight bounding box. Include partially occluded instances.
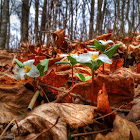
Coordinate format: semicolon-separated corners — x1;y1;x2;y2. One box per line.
89;0;95;39
0;0;9;49
40;0;47;44
34;0;39;43
21;0;29;43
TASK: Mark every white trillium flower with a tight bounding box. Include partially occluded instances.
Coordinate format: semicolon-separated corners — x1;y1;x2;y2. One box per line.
77;51;112;64
17;59;40;80
99;40;115;45
60;53;78;59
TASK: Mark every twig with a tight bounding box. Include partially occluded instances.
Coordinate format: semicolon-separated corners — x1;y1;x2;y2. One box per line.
40;87;50;103
0;119;19;140
34;116;60;140
70;128;111;138
39;82;91;104
95;104;127;121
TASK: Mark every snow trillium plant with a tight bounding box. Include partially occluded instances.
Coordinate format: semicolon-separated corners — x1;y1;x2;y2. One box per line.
77;51;112;64
17;59;40;80
14;58;49;80
55;53;79;87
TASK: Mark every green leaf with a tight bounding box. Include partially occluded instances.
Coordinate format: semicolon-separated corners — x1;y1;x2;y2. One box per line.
55;61;71;65
76;73;86;82
94;40;106;53
14;58;24;68
68;132;75;140
37;64;45;76
67;56;78;66
85;75;92;81
18;111;27;116
80;61;93;69
41;59;49;72
103;44;121;59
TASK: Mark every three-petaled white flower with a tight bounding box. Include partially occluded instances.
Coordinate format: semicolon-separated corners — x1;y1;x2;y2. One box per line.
60;53;78;59
99;40;115;45
76;51;112;64
17;59;40;80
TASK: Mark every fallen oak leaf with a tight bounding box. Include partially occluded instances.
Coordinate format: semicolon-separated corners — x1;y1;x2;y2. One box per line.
96;83;116;127
95;115;140;140
39;69;69;94
12;103;97;140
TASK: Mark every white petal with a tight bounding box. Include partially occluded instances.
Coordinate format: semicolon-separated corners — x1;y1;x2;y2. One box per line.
97;54;112;64
17;68;25;80
87;51;99;55
99;40;114;45
87;51;99;59
27;65;40;77
76;53;91;63
59;54;69;57
72;54;78;59
23;59;35;68
106;40;115;44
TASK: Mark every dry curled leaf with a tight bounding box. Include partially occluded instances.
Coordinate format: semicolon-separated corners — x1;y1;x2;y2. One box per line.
70;68;135;107
12;103;96;140
97;83;115;126
95;115;140;140
0;78;34;123
40;69;69;94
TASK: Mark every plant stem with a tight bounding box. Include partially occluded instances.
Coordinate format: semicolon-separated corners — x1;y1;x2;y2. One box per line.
102;63;104;74
91;69;95;102
28;90;40;110
72;65;74;87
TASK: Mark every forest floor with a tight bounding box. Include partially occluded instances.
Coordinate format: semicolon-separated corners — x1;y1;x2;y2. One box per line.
0;29;140;140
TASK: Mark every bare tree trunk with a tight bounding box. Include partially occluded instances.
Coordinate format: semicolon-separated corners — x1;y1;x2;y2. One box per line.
132;0;135;32
34;0;39;43
21;0;29;43
70;0;73;40
0;0;3;33
0;0;9;49
120;0;125;34
6;13;10;50
74;0;78;40
64;0;68;29
113;0;117;35
89;0;95;39
126;0;131;32
100;0;106;34
40;0;47;44
95;0;103;36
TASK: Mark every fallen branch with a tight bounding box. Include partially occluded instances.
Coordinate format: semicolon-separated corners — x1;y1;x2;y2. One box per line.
70;128;111;138
34;116;60;140
0;119;19;139
39;82;91;104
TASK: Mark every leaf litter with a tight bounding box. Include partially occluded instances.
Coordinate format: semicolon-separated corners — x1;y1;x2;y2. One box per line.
0;29;140;140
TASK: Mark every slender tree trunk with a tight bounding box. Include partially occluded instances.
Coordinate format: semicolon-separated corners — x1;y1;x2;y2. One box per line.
132;0;135;32
0;0;9;49
95;0;103;36
120;0;125;34
64;0;68;29
74;0;78;40
113;0;117;35
34;0;39;43
100;0;106;34
89;0;95;39
70;0;73;40
126;0;131;32
21;0;29;43
40;0;47;44
0;0;3;33
6;13;10;50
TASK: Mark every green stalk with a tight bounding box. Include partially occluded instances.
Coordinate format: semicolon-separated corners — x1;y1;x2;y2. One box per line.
91;69;95;103
72;65;74;87
28;90;40;110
